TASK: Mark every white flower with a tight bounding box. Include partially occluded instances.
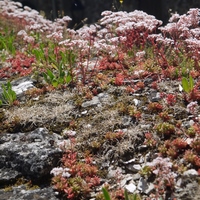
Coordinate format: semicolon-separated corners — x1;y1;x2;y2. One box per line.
147;157;172;169
17;30;27;37
62;168;71;177
24;6;32;11
50;167;71;177
136;51;146;58
50;167;64;176
169;13;180;23
62;129;76;137
186;101;198;114
46;32;63;40
101;10;112;16
58;140;71;151
62;16;72;22
23;35;35;43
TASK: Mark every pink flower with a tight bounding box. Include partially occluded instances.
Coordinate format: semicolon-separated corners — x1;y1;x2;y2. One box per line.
46;31;63;41
187;101;198;114
23;35;35;43
17;30;27;37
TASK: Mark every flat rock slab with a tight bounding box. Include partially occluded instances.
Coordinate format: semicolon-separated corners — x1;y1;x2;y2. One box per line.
0;76;35;98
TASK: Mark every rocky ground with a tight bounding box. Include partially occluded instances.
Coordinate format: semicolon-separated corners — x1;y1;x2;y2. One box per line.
0;1;200;200
0;74;199;200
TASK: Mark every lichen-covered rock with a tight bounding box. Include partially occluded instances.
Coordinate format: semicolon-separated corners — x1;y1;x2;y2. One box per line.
0;185;60;200
0;128;62;184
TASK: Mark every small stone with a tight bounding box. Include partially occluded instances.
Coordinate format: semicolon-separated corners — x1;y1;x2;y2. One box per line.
97;92;106;98
62;129;76;137
12;80;34;96
82;96;100;107
176;178;182;187
133;98;140;106
81;110;88;115
120;174;133;187
132;173;141;180
125;183;136;193
122;116;133;126
137;145;148;151
137;177;154;194
85;124;91;128
185;138;193;145
123;158;136;164
132;164;141;171
140;124;151;129
183;169;198;176
179;84;183;92
107;166;122;178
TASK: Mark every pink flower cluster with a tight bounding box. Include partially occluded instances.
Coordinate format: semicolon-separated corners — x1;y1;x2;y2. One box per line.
0;0;72;34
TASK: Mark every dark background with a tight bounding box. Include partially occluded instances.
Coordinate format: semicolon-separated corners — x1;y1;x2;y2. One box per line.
14;0;200;27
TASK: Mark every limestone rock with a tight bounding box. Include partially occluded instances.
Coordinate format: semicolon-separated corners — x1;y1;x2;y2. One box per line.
0;185;59;200
0;128;62;184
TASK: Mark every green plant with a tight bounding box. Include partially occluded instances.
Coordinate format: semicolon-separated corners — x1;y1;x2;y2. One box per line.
0;28;16;55
102;187;141;200
128;105;142;119
181;75;194;93
51;145;100;200
155;122;175;137
43;65;72;88
159;111;171;121
144;132;157;147
139;165;152;177
102;187;111;200
0;82;17;106
124;189;141;200
105;130;124;141
31;43;46;62
148;102;163;113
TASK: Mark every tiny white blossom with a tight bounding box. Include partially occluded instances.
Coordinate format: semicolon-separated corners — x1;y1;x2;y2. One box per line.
50;167;64;176
23;35;35;43
101;10;112;16
17;30;27;37
62;129;76;137
186;101;198;114
23;6;32;11
50;167;71;177
62;16;72;22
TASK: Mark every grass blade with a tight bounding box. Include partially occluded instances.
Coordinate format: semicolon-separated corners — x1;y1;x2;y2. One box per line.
102;187;111;200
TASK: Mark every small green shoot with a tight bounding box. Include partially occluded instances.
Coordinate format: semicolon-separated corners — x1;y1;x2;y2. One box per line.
1;82;17;106
124;189;129;200
102;188;141;200
181;75;194;93
102;187;111;200
0;29;16;55
43;65;72;88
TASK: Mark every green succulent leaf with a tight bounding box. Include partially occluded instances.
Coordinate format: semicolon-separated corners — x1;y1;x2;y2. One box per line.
189;75;194;90
52;80;59;88
65;72;72;84
182;77;190;93
181;75;194;93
